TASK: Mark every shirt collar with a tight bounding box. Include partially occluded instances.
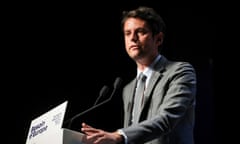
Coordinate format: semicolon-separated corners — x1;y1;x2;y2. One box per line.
137;54;161;78
136;54;161;87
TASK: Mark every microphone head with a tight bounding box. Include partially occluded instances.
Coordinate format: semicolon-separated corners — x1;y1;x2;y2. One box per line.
100;85;109;97
114;77;122;89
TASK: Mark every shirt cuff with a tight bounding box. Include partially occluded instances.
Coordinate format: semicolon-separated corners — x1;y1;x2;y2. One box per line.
117;129;128;144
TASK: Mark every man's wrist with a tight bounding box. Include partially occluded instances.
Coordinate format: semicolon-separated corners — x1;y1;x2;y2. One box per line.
116;129;127;144
113;131;124;144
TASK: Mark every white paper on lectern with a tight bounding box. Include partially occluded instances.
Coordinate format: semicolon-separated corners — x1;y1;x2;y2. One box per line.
25;101;68;144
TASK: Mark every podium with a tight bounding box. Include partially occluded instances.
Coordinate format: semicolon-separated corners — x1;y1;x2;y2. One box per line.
25;101;86;144
63;128;85;144
26;127;85;144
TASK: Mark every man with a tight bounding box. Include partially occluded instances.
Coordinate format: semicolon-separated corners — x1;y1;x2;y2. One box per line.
81;6;196;144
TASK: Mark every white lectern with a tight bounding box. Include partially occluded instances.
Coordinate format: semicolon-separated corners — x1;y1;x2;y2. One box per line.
25;101;86;144
63;128;85;144
26;127;85;144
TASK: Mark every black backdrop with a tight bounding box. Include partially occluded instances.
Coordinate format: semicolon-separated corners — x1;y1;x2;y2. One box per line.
3;1;215;144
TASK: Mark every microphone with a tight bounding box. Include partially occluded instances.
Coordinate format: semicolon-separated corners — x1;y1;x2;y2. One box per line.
65;77;122;129
93;85;109;106
66;85;109;129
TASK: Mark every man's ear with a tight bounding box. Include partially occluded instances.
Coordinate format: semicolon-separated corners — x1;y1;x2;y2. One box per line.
156;32;164;45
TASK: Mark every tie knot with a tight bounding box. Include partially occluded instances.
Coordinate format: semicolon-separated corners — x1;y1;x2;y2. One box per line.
138;73;147;82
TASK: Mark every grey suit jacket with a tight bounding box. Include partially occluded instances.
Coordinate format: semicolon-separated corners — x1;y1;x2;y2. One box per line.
121;56;196;144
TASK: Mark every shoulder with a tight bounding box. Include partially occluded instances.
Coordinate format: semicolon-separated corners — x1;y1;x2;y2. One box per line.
168;61;195;72
156;55;195;73
157;57;196;82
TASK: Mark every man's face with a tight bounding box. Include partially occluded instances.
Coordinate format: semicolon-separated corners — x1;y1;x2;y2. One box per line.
123;18;158;61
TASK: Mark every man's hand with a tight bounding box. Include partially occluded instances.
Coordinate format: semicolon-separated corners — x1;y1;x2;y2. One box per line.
81;122;123;144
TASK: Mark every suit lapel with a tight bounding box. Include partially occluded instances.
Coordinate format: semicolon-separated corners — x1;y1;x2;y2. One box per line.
139;56;167;121
125;56;169;125
125;78;137;126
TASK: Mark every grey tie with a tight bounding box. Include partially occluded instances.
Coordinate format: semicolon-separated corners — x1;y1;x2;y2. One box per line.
132;73;147;124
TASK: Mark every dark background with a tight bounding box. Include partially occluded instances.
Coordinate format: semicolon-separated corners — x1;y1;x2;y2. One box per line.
3;1;216;144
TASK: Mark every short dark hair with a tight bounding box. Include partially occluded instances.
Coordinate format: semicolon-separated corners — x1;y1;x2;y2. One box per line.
121;6;166;36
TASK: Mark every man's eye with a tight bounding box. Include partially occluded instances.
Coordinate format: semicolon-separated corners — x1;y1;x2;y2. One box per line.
125;32;131;36
137;30;147;34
